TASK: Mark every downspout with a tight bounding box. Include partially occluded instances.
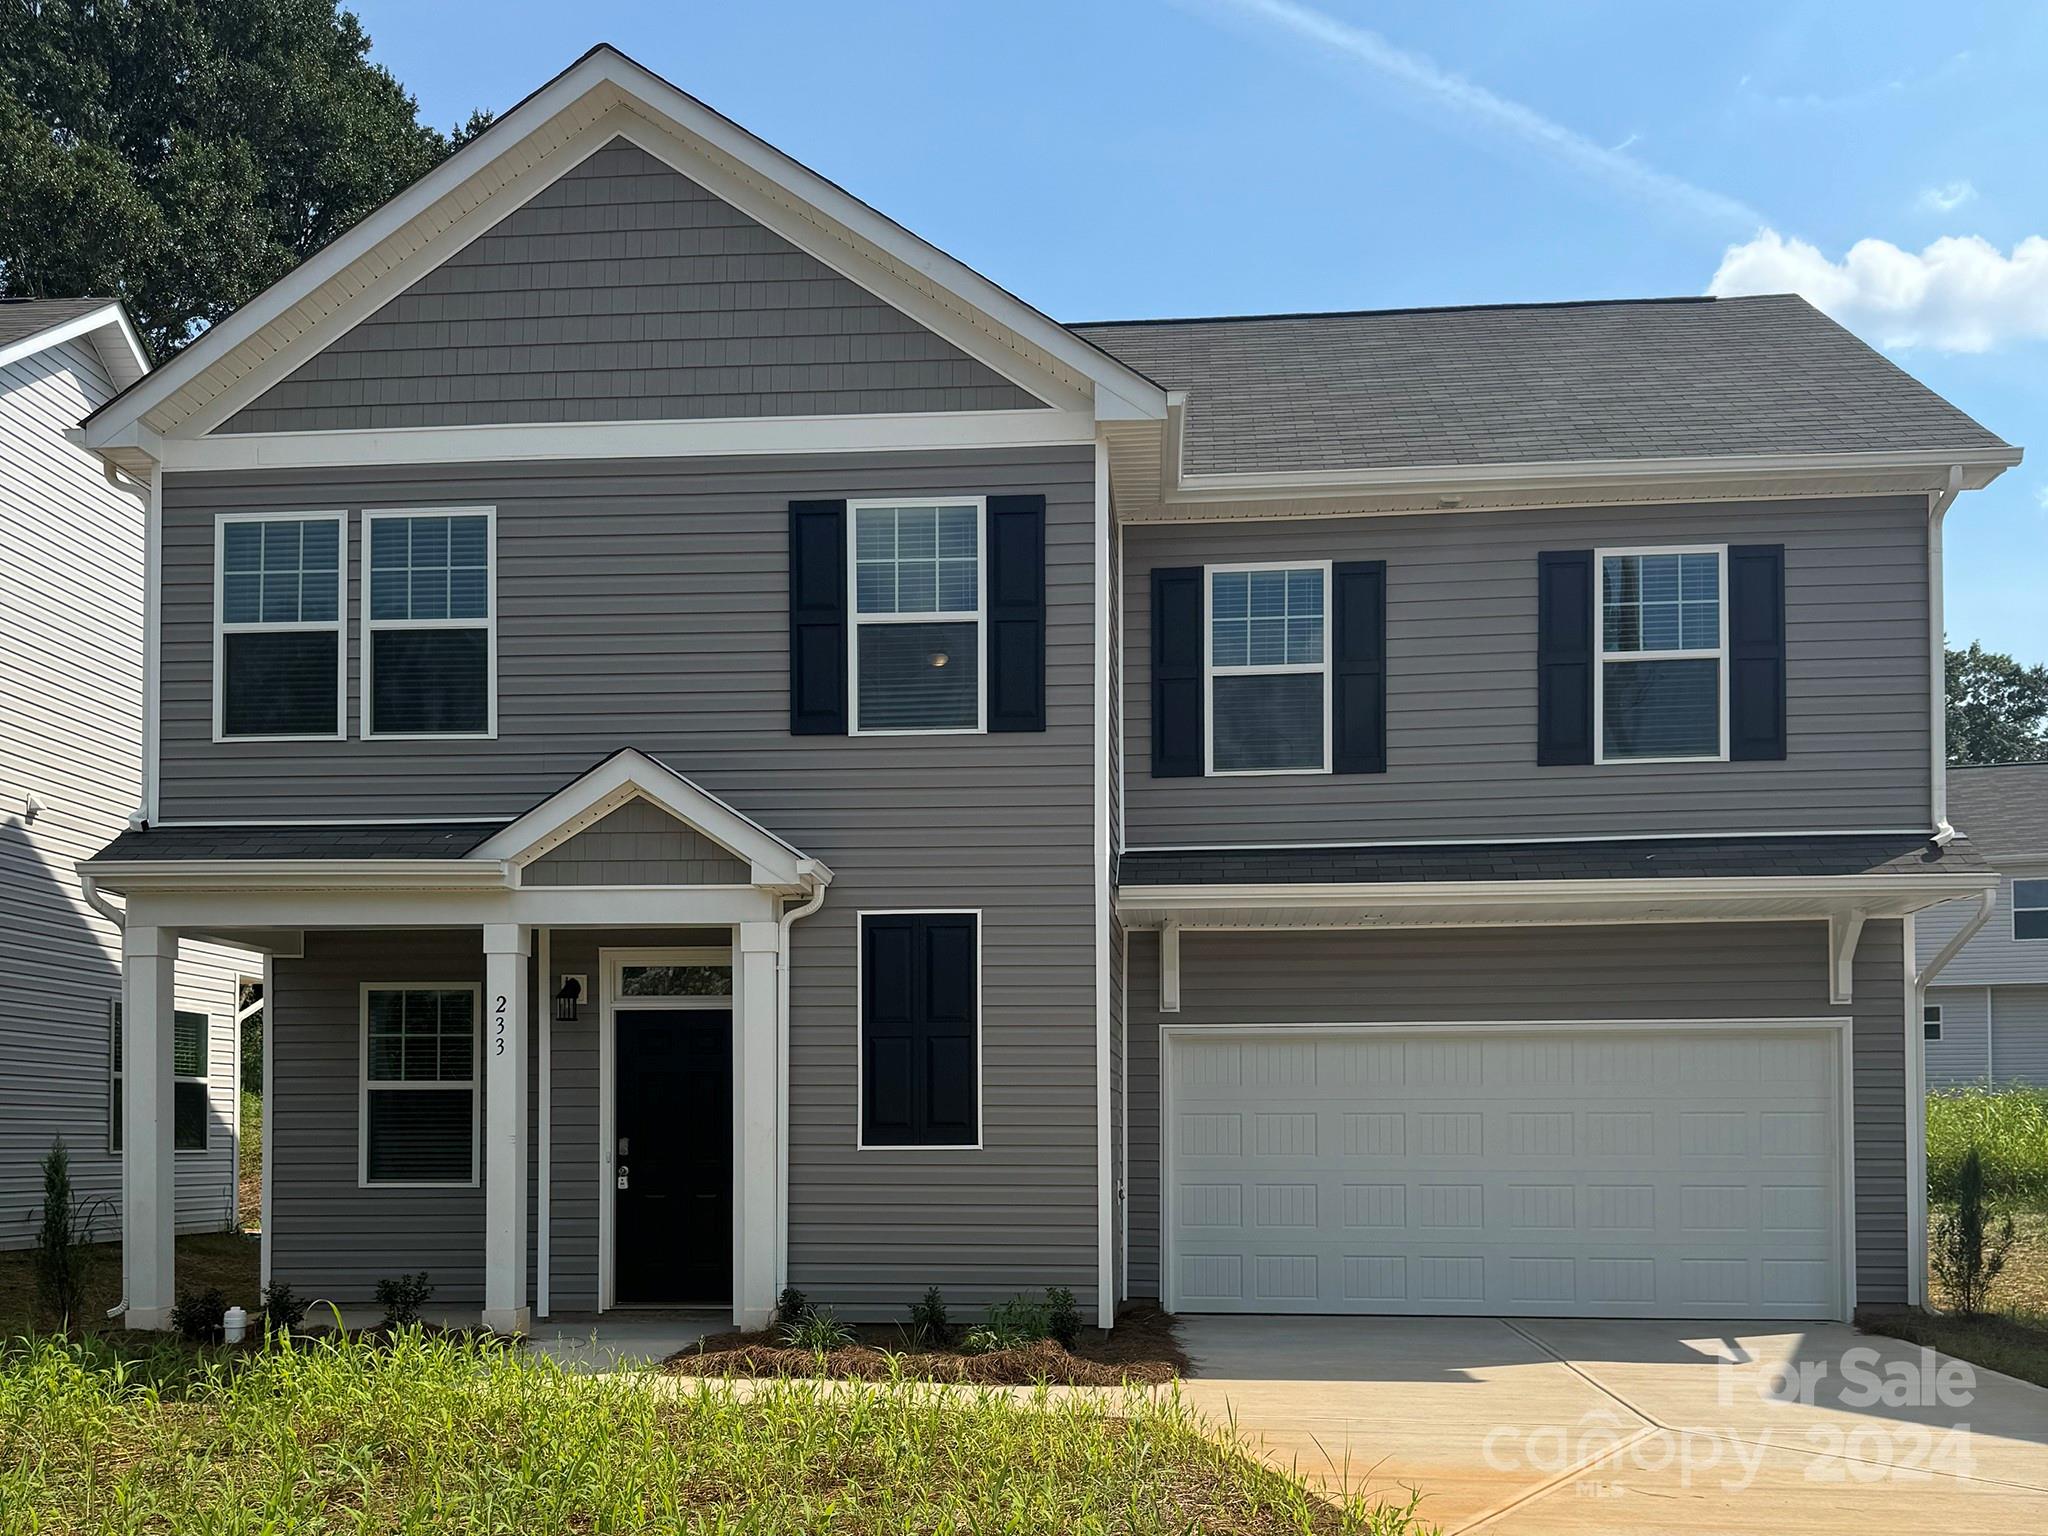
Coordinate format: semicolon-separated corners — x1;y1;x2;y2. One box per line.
82;872;131;1318
1928;465;1964;844
775;866;829;1294
1912;884;1996;1309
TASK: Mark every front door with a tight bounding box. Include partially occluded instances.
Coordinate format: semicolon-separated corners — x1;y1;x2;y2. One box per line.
614;1009;733;1305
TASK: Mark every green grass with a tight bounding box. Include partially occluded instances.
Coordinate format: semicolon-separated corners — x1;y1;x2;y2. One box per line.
1927;1085;2048;1208
239;1090;262;1231
0;1331;1428;1535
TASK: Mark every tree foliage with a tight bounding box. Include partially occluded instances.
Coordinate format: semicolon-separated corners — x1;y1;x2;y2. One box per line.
1947;641;2048;766
0;0;489;355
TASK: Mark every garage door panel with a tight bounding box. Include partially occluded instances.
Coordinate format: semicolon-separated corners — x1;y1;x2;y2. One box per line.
1168;1027;1843;1319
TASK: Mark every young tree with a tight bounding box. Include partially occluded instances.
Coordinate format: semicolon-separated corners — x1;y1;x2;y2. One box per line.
1947;642;2048;765
0;0;490;356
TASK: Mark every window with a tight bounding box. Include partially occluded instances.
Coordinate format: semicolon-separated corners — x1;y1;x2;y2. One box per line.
216;512;343;738
2015;879;2048;941
618;962;733;998
1923;1004;1943;1042
361;986;479;1185
1206;563;1330;774
1597;547;1726;763
109;1002;211;1153
364;509;495;737
850;499;983;732
859;912;979;1148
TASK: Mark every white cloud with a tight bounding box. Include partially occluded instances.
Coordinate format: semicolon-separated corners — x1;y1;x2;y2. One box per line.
2036;485;2048;512
1708;229;2048;352
1919;180;1977;213
1201;0;1762;228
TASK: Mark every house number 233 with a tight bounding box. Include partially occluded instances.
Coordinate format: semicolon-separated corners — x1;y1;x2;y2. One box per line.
494;994;508;1056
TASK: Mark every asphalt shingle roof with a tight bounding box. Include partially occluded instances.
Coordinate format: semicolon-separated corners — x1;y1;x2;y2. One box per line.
0;296;116;350
1118;834;1985;888
91;822;505;861
1949;763;2048;860
1073;294;2008;477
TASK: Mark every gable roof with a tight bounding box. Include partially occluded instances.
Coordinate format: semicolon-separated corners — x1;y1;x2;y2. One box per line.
0;298;148;389
1076;294;2013;481
1950;763;2048;861
81;44;1162;452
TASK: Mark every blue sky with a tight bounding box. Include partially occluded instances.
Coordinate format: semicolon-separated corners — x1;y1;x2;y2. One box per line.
352;0;2047;659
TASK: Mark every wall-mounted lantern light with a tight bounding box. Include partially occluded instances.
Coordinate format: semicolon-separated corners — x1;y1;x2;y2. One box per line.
553;975;585;1023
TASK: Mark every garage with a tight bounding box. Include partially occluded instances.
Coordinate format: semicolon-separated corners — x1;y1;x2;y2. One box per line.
1164;1024;1848;1319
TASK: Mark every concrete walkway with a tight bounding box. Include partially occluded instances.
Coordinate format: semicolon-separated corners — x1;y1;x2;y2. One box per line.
1175;1315;2048;1533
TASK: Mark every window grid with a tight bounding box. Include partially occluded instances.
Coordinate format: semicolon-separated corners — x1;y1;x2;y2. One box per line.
848;498;987;735
1204;561;1333;776
214;511;345;741
2015;879;2048;941
361;507;496;739
1593;545;1729;765
359;984;480;1188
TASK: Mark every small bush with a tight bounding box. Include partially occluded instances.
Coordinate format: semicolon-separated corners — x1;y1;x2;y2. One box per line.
1932;1146;2017;1316
779;1307;854;1352
907;1285;950;1345
961;1294;1051;1354
774;1285;812;1327
374;1272;434;1328
170;1288;228;1343
1044;1286;1082;1347
260;1283;306;1333
30;1139;104;1332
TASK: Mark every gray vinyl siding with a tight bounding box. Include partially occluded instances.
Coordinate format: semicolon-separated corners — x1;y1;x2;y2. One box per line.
1122;497;1932;846
524;799;750;886
1109;918;1126;1303
1914;869;2048;985
0;336;249;1250
220;139;1042;434
1991;985;2048;1084
1123;920;1912;1308
179;444;1102;1317
1924;987;1993;1087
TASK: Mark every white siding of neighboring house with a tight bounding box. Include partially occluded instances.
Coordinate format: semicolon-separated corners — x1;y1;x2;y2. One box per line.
1915;868;2048;986
0;333;253;1249
1924;985;1993;1088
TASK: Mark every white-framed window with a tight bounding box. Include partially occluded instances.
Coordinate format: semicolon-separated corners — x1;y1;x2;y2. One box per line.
1595;545;1728;764
359;984;480;1187
1204;561;1331;775
362;507;496;738
1922;1003;1943;1042
109;1001;211;1154
849;497;985;734
2014;879;2048;941
214;511;345;740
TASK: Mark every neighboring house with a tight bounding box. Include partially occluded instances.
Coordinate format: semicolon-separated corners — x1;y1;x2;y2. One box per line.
0;298;256;1249
1917;762;2048;1086
75;47;2017;1332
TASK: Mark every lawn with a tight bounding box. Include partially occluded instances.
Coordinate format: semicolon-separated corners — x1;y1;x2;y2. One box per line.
0;1232;258;1339
0;1331;1426;1535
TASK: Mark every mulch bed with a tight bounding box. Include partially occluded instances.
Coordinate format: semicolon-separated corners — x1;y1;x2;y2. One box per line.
666;1303;1187;1386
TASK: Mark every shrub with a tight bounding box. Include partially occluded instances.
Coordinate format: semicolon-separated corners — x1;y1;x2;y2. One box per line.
774;1285;812;1327
374;1272;434;1329
30;1139;104;1333
1928;1087;2048;1209
169;1288;228;1343
779;1307;854;1352
260;1283;307;1333
1931;1146;2017;1316
962;1294;1052;1354
907;1285;950;1345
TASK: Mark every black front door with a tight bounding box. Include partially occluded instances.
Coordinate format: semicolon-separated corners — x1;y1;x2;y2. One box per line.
614;1009;732;1305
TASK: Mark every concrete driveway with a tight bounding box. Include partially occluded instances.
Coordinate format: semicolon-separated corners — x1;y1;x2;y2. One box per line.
1175;1315;2048;1533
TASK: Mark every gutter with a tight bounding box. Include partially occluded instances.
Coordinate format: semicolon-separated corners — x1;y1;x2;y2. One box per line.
774;862;831;1294
1928;465;1965;844
1915;886;1997;991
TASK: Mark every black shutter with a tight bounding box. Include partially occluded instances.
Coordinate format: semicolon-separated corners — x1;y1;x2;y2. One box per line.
788;501;847;735
985;495;1046;732
1150;566;1204;777
1537;550;1596;766
1728;544;1787;761
1332;560;1387;774
861;913;979;1147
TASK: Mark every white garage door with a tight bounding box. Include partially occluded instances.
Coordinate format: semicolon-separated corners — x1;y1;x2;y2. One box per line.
1166;1027;1844;1319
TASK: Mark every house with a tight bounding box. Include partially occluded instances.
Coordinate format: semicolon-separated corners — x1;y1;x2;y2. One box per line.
0;298;255;1249
1918;762;2048;1085
74;46;2017;1333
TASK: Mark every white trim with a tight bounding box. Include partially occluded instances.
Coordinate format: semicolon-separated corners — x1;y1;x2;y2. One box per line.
1124;825;1941;854
260;951;273;1294
166;409;1098;470
536;925;551;1321
1119;872;1993;910
212;510;347;743
1202;560;1334;777
0;302;144;374
1159;1018;1856;1323
597;944;736;1313
357;982;484;1190
847;496;989;737
1093;437;1114;1327
1927;470;1964;841
1592;544;1728;767
143;461;163;822
107;1001;213;1155
2011;877;2048;941
148;816;512;828
358;506;499;740
854;910;984;1152
1904;914;1928;1308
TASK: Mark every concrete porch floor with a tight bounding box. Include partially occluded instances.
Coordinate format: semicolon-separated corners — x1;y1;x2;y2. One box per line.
1173;1315;2048;1534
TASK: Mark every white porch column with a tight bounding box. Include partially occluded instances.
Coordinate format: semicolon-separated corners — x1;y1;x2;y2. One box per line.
482;924;531;1334
121;924;178;1329
734;921;780;1330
